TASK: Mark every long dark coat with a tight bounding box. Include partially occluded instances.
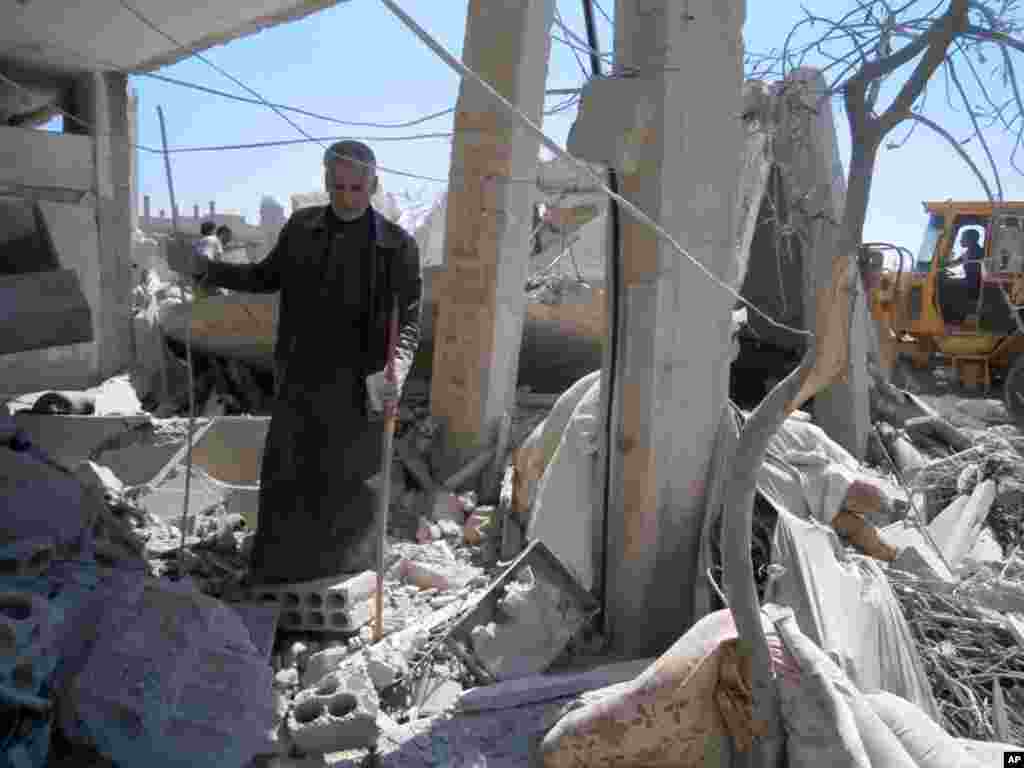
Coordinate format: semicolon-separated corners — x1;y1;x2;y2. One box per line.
204;206;422;583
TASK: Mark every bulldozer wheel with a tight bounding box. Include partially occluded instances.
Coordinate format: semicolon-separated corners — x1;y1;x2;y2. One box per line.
1004;354;1024;428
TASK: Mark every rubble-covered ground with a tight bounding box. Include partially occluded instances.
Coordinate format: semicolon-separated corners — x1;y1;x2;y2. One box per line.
6;341;1024;766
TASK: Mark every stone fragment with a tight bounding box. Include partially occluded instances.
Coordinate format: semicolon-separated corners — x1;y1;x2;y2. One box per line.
274;668;299;689
301;644;351;688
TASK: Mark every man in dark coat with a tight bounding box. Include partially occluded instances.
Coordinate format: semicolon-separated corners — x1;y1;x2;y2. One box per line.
172;141;422;584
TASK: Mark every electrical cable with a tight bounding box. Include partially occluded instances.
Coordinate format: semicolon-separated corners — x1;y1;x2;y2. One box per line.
591;0;614;27
114;0;454;184
0;68;163;153
581;0;622;636
162;132;454;153
141;71;457;129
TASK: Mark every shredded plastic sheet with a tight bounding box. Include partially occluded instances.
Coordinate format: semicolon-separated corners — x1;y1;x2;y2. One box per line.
765;508;941;722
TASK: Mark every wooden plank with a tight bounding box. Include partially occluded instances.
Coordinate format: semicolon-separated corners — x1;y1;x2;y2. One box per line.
0;269;93;354
456;658;651;713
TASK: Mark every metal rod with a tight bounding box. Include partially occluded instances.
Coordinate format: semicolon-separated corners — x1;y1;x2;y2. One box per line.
158;105;197;566
374;295;401;642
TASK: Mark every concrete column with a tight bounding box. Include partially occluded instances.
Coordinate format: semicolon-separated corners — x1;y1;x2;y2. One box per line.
72;71;134;379
603;0;747;656
775;69;869;458
128;87;139;233
429;0;555;471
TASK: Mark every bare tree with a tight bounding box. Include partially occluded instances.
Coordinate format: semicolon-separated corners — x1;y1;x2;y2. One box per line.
718;3;1024;761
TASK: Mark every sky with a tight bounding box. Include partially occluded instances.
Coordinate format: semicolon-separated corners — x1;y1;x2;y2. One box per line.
110;0;1024;252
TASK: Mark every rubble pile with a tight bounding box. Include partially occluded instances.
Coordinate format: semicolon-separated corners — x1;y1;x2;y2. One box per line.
892;563;1024;743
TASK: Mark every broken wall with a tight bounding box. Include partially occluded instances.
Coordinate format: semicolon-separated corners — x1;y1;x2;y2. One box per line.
0;125;102;394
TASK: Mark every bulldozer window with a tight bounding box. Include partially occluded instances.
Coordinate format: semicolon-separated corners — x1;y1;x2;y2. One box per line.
914;213;944;272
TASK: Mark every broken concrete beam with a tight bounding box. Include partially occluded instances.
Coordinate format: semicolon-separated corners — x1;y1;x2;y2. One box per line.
287;666;379;754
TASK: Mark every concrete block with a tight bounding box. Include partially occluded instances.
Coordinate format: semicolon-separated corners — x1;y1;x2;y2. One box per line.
249;571;376;633
287;666;379;754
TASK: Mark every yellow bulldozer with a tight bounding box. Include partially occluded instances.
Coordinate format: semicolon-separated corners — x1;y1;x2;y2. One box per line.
860;200;1024;425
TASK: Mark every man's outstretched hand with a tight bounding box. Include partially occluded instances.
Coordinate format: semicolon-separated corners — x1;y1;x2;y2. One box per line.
366;370;399;414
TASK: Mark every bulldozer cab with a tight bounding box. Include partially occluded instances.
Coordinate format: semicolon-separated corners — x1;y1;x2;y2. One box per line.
863;202;1024;340
862;201;1024;423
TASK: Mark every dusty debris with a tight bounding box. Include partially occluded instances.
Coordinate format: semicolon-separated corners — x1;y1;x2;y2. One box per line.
891;568;1024;743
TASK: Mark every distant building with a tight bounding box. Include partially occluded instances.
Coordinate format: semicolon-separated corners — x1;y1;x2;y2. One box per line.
260;195;286;250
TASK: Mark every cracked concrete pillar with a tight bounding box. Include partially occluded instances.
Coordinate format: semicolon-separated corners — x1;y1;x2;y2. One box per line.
429;0;555;472
71;71;134;379
604;0;747;656
776;68;869;458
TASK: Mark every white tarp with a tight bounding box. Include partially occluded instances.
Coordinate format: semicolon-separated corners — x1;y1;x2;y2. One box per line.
526;375;603;590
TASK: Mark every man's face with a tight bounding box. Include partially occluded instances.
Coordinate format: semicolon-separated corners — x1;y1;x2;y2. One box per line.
328;160;376;222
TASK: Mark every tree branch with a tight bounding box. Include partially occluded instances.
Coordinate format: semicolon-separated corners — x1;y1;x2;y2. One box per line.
879;0;970;135
906;112;996;199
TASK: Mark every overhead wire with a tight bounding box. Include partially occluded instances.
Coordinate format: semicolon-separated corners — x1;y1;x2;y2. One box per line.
591;0;614;27
379;0;813;340
21;0;807;341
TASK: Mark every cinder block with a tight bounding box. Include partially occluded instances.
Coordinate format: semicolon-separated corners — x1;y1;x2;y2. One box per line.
249;572;376;633
287;666;379;754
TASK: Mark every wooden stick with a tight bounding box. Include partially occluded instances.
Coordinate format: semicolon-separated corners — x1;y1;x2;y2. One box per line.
157;105;199;568
374;295;401;643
